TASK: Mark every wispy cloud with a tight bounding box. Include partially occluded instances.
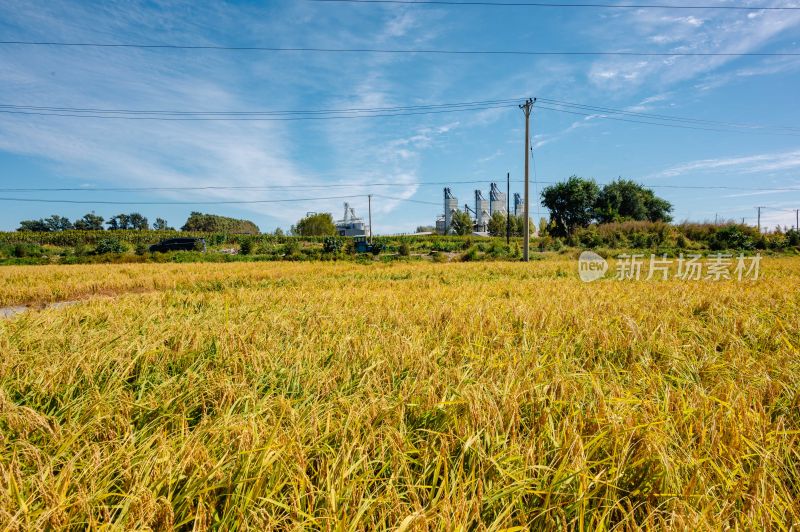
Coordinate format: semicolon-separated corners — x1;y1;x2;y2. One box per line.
650;149;800;179
586;7;800;92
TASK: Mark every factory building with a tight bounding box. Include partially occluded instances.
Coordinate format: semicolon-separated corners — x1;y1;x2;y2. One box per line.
335;202;368;237
489;183;507;216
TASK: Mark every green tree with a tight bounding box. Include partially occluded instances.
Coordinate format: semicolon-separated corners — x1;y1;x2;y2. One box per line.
181;212;260;234
593;179;673;223
487;212;507;237
291;213;337;236
450;210;473;236
152;218;173;230
107;214;130;230
17;219;50;232
128;212;149;230
44;215;73;231
541;176;600;237
74;212;105;230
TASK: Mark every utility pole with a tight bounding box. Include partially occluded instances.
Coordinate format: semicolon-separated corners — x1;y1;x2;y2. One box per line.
714;213;718;225
506;172;510;246
757;206;763;233
520;97;535;261
796;209;799;231
368;194;373;243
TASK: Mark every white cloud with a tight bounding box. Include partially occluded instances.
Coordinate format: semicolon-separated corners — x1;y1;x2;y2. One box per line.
649;149;800;179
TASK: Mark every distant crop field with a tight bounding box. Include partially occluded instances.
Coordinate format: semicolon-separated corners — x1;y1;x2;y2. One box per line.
1;259;799;529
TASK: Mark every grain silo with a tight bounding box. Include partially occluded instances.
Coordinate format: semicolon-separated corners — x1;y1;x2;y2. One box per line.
513;193;523;216
474;190;490;232
489;183;507;216
443;188;458;234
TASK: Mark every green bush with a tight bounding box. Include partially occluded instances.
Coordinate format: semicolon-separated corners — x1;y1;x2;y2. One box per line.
370;241;386;256
94;238;127;254
323;237;343;254
398;242;411;257
461;246;480;262
12;243;44;258
240;238;254;255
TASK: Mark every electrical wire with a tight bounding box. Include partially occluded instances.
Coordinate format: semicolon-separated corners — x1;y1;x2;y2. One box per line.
3;94;798;136
2;182;799;193
1;40;797;57
0;194;367;205
535;104;800;137
0;103;519;121
0;179;528;192
308;0;800;9
0;97;523;116
536;97;800;133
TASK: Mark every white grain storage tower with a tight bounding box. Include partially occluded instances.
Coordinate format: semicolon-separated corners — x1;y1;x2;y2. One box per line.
489;183;507;216
474;190;490;232
513;193;523;216
441;187;458;234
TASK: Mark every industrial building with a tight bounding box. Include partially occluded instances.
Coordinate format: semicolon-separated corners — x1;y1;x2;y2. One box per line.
335;202;369;237
435;183;513;235
489;183;507;217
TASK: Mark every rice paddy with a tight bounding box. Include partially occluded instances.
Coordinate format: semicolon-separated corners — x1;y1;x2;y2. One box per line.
1;258;799;529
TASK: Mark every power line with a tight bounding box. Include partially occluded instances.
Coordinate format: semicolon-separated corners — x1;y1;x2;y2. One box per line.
537;97;800;133
373;194;441;205
0;97;521;116
2;181;799;193
535;104;800;136
308;0;800;9
1;41;797;57
0;103;518;121
0;194;368;205
0;179;526;193
3;94;797;136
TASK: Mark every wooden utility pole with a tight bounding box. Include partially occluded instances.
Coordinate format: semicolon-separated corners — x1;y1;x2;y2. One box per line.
368;194;373;243
506;172;510;246
796;208;799;231
520;98;535;261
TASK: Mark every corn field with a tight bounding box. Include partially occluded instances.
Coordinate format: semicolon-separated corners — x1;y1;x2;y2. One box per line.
1;259;799;529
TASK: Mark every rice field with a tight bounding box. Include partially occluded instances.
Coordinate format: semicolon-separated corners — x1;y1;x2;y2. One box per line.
1;258;799;529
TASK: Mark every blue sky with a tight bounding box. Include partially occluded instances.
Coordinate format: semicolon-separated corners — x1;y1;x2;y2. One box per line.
0;0;799;233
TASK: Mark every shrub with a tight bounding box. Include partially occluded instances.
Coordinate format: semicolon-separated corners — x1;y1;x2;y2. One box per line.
709;225;756;251
370;241;386;256
240;238;254;255
284;240;301;259
12;243;44;258
398;242;411;257
323;237;343;254
461;246;480;262
94;238;127;254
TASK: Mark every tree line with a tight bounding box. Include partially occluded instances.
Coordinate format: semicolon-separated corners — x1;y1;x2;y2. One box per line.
17;212;173;232
16;211;261;234
541;177;672;236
